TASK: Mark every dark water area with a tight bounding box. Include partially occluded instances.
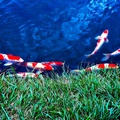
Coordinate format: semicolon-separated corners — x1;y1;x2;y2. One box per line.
0;0;120;72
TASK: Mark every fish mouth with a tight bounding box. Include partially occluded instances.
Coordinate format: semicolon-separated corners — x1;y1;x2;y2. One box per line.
104;29;108;33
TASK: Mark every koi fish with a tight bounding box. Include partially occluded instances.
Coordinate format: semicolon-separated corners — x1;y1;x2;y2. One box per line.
0;53;24;66
20;62;54;71
85;63;118;71
85;29;109;57
101;48;120;61
7;72;38;78
71;63;118;73
42;61;64;67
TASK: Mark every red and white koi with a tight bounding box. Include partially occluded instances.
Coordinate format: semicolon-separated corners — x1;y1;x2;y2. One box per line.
0;53;24;66
41;61;64;67
7;72;38;78
71;63;118;73
102;48;120;61
20;62;54;71
84;63;118;72
85;29;109;57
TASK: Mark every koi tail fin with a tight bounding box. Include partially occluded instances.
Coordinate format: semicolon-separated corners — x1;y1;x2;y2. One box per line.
16;62;26;66
84;53;93;58
101;53;111;61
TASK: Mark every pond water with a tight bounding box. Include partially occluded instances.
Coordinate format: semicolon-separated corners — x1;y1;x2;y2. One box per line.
0;0;120;72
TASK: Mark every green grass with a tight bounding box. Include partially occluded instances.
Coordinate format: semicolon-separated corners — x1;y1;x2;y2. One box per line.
0;69;120;120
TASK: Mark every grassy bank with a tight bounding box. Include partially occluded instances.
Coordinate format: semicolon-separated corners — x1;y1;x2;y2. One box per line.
0;69;120;120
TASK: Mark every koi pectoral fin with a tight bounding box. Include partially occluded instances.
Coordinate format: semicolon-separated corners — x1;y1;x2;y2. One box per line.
104;38;109;43
4;62;13;66
95;36;101;40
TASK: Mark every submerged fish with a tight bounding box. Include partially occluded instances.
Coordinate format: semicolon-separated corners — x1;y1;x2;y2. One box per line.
85;63;118;71
85;29;109;57
71;63;118;73
7;72;38;78
101;48;120;61
20;62;54;71
41;61;64;66
0;53;24;66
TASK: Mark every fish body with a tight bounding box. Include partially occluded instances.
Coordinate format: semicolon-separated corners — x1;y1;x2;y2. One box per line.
85;63;118;72
0;53;24;66
85;29;109;57
42;61;64;66
102;48;120;61
22;62;54;71
71;63;118;73
7;72;38;78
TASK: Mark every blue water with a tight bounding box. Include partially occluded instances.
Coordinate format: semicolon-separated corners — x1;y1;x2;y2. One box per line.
0;0;120;72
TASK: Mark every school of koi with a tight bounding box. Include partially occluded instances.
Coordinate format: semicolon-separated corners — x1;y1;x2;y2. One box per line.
0;29;120;78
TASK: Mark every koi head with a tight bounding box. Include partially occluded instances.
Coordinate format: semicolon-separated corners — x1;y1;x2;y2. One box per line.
103;29;108;34
101;29;109;42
